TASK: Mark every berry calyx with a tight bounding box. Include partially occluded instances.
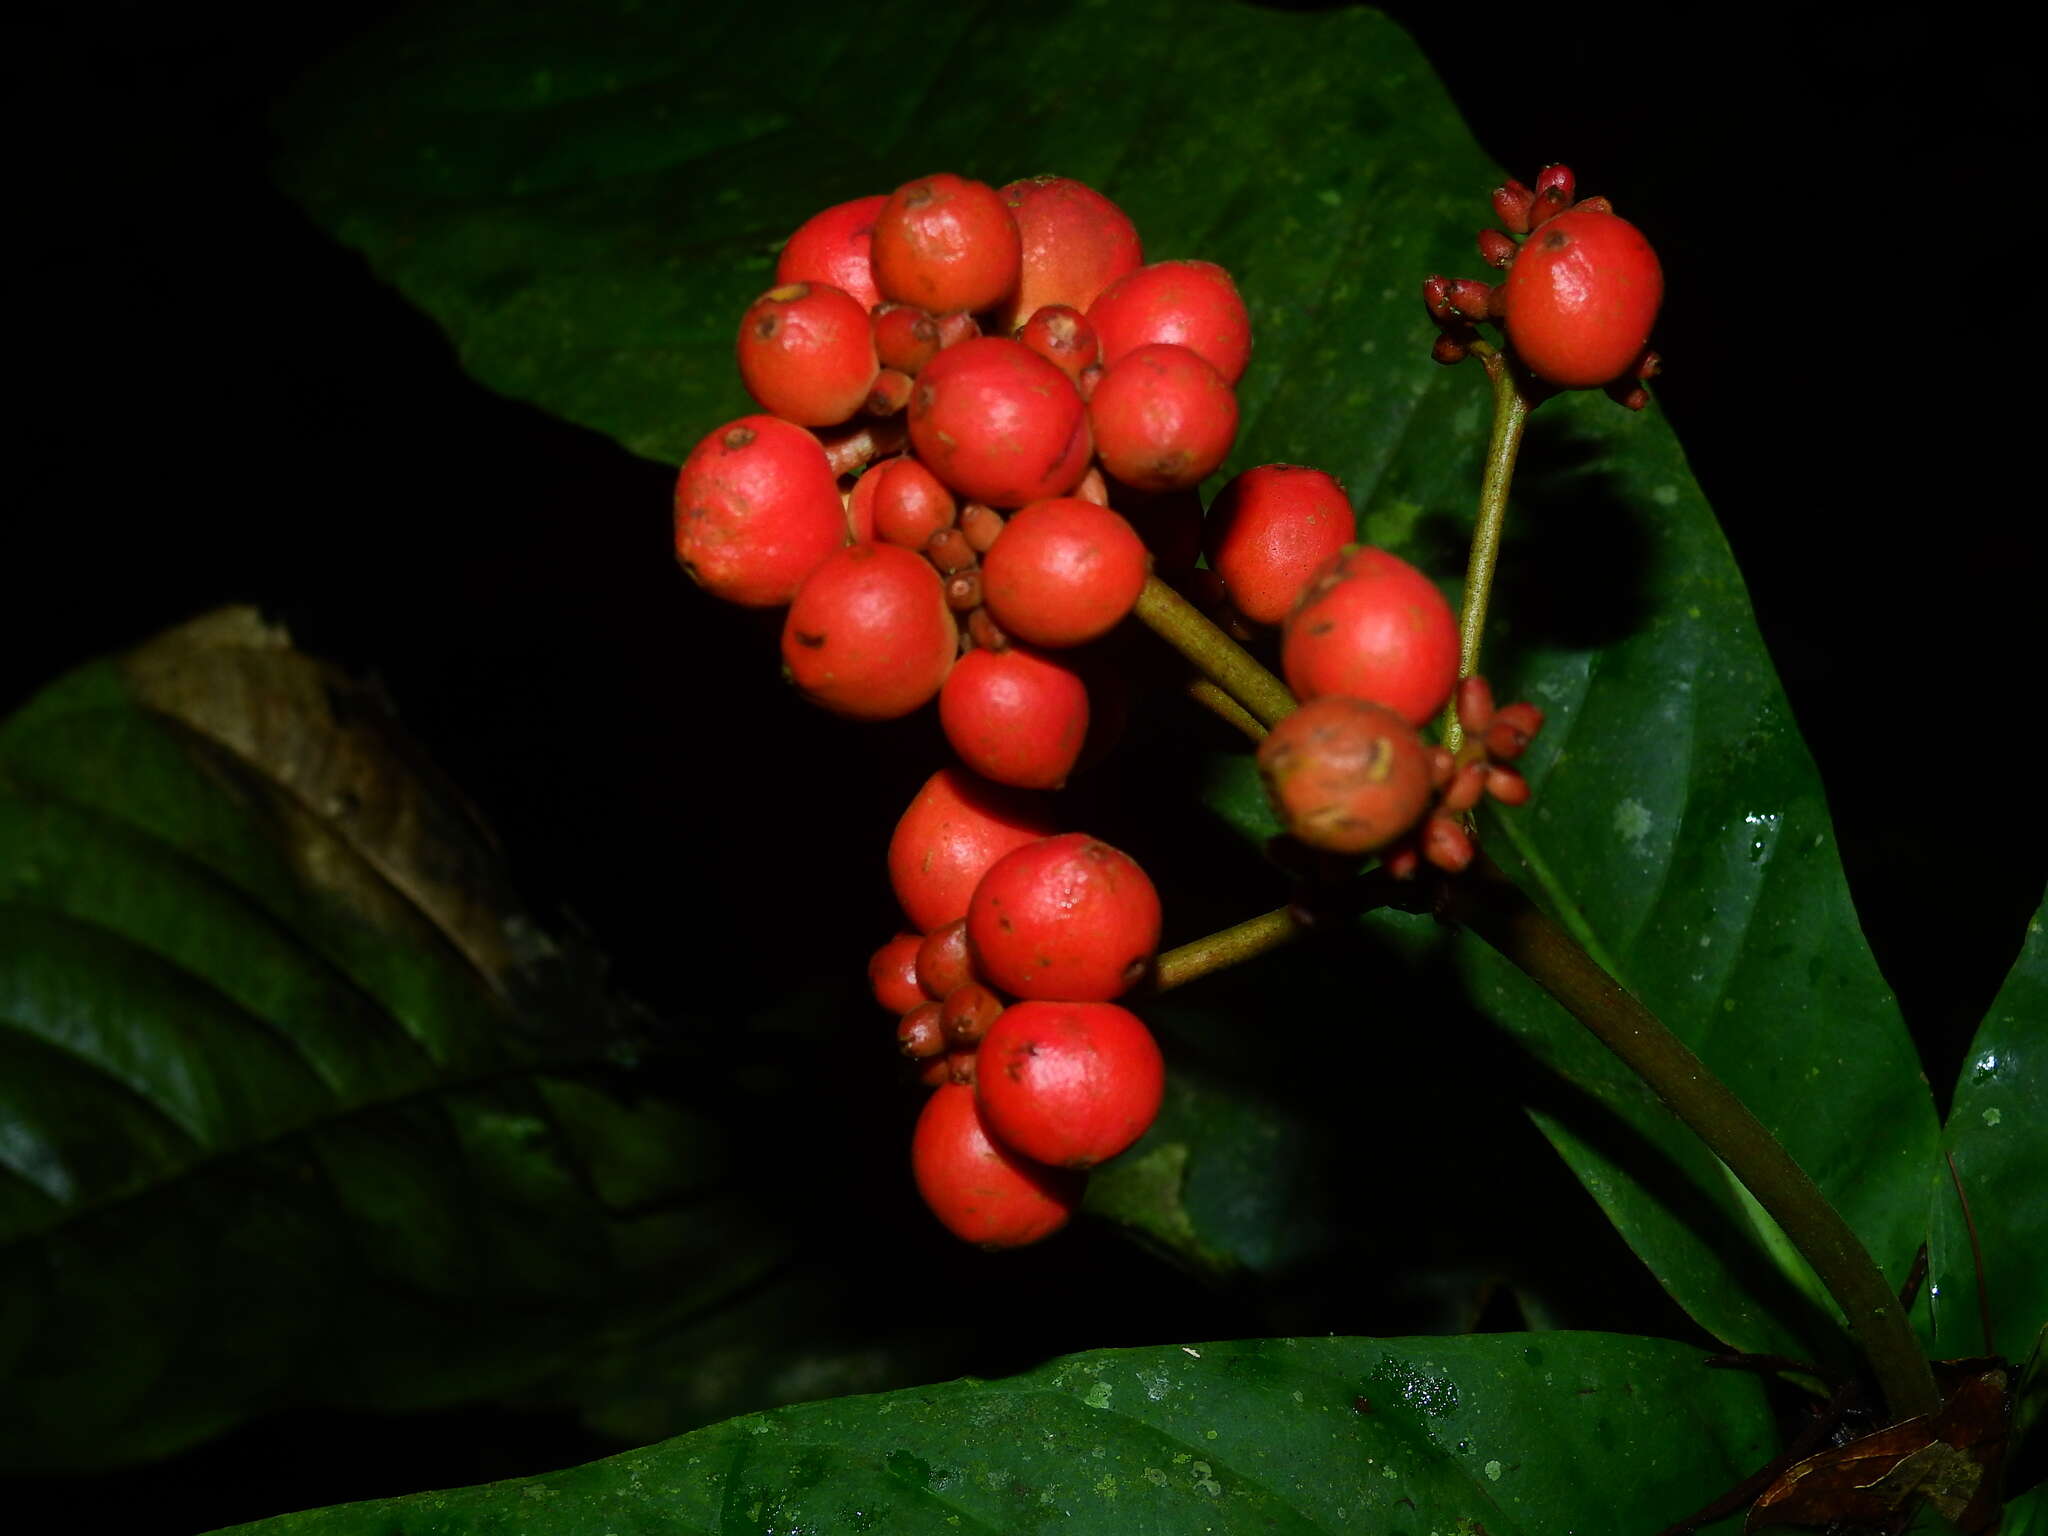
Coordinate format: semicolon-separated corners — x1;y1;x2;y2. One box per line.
888;767;1057;933
1086;259;1252;386
1087;343;1239;493
871;174;1022;316
1282;545;1460;727
674;415;848;608
996;175;1144;334
1256;695;1434;854
781;543;956;719
939;643;1091;791
975;1000;1164;1169
1202;464;1355;626
911;1082;1081;1248
735;282;879;427
980;498;1150;648
775;194;887;313
1501;209;1663;389
907;337;1093;509
966;833;1161;1001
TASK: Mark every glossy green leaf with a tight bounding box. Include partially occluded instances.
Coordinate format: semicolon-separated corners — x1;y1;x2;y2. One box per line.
1925;888;2047;1364
0;611;787;1470
213;1332;1772;1534
272;0;1940;1365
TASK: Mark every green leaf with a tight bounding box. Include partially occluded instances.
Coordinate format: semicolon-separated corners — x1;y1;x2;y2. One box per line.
0;611;788;1470
1926;888;2047;1363
211;1332;1772;1534
268;0;1938;1365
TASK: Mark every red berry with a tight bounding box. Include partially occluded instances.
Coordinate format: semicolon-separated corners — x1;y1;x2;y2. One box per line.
898;1001;947;1060
940;981;1003;1048
870;456;958;550
870;932;925;1015
871;173;1022;316
1204;465;1355;626
911;1082;1080;1248
975;1000;1164;1168
940;644;1091;790
1016;304;1100;383
1501;209;1663;388
908;337;1093;508
995;175;1144;334
775;194;887;313
736;283;879;427
1087;259;1252;385
980;498;1150;648
916;918;973;1000
674;415;848;608
1283;546;1459;727
1256;695;1434;854
781;543;956;719
1088;343;1238;493
888;767;1057;933
844;456;890;543
966;832;1161;1001
960;501;1006;554
872;303;942;375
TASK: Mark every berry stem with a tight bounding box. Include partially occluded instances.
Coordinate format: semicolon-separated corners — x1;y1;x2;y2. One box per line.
1442;346;1534;754
1441;854;1943;1423
1185;677;1267;743
1132;575;1296;728
1151;907;1302;993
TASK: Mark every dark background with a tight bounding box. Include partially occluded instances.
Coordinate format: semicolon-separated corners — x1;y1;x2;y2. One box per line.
14;2;2042;1528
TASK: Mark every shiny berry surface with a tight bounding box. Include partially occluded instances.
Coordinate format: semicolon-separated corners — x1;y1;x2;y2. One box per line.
907;338;1092;509
889;767;1057;933
911;1082;1081;1248
1502;209;1663;388
781;543;956;719
940;644;1091;790
981;498;1149;648
1204;464;1355;625
1283;545;1459;727
1087;259;1252;385
966;833;1161;1001
775;194;887;313
736;282;878;427
869;932;926;1015
996;175;1144;333
872;173;1022;315
975;1000;1164;1168
1087;342;1238;493
673;415;847;608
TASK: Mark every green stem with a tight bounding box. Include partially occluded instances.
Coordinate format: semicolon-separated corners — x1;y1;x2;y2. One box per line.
1442;353;1533;755
1445;855;1942;1422
1132;575;1297;729
1185;677;1268;743
1151;907;1303;993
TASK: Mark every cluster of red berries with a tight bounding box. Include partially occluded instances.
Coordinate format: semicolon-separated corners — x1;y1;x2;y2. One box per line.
675;171;1254;790
875;776;1165;1248
672;161;1623;1248
1423;163;1664;407
674;170;1259;1246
